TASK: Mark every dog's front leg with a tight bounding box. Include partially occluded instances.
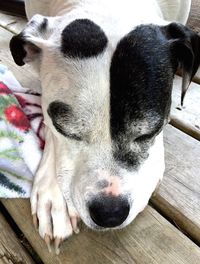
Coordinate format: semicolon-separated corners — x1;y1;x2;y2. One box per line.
30;126;73;254
52;134;80;235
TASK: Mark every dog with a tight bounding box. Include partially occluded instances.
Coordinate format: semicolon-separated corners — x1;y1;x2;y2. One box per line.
10;0;200;254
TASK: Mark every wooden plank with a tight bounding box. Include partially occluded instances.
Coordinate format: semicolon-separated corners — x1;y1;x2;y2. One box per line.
0;12;26;34
0;210;35;264
152;125;200;243
193;68;200;84
0;0;26;18
187;0;200;34
1;199;200;264
186;0;200;84
170;76;200;140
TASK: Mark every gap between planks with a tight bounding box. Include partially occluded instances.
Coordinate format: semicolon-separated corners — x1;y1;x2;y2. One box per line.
152;125;200;245
170;76;200;141
0;202;44;264
0;208;35;264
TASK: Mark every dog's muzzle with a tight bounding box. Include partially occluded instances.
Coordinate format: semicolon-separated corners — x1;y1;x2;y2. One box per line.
88;195;130;228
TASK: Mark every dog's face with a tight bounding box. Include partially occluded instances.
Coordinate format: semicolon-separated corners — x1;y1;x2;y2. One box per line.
10;16;200;230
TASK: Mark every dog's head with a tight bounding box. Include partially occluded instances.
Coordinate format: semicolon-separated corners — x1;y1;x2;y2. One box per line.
10;15;200;230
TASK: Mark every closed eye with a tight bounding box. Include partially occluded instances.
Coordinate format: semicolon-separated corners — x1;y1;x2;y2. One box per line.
135;133;154;142
134;122;164;142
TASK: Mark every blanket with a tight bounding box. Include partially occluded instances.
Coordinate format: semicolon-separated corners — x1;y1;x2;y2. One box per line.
0;64;44;198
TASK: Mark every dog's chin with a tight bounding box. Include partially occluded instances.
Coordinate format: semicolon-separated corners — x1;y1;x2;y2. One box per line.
80;216;130;231
84;222;125;232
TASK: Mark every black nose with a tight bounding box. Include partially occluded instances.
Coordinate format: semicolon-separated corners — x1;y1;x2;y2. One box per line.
88;195;130;228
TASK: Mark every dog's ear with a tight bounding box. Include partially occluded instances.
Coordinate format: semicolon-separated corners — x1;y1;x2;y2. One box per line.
9;14;54;66
10;33;42;66
162;22;200;105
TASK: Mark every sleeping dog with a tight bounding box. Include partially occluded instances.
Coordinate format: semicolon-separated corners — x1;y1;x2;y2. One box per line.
10;0;200;254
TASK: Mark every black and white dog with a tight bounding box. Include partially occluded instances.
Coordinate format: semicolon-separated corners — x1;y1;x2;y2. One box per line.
10;0;200;253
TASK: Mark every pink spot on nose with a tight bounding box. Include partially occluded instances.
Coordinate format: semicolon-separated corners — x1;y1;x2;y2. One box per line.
103;177;120;196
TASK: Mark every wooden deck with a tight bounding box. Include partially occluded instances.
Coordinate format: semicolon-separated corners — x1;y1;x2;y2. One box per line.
0;7;200;264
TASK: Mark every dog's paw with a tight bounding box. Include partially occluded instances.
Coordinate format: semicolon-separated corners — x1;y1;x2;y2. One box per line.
31;181;79;254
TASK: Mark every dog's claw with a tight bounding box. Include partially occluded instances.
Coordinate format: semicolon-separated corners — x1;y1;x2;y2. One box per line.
54;237;62;255
70;216;80;234
74;227;80;234
32;214;38;230
44;234;52;253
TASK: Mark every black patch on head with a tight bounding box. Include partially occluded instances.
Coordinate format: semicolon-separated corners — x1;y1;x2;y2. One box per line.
47;101;82;141
110;25;174;167
61;19;108;58
39;18;48;32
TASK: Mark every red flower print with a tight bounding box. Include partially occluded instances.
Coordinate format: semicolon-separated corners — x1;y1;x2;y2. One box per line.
0;82;11;94
15;94;27;108
4;105;31;132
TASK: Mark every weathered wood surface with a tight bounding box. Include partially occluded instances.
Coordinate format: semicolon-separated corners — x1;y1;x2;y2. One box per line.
186;0;200;83
0;0;26;18
0;12;26;34
152;125;200;244
170;76;200;140
2;199;200;264
0;210;35;264
187;0;200;83
187;0;200;34
192;68;200;85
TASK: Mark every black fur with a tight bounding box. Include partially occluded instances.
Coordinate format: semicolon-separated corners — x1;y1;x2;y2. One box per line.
162;22;200;80
110;23;200;167
61;19;108;58
47;101;82;141
39;18;48;32
110;25;174;167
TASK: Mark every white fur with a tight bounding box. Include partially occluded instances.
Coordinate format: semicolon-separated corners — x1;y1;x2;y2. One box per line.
120;132;165;227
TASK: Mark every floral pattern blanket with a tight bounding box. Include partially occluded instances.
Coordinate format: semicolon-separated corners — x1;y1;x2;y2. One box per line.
0;64;44;198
